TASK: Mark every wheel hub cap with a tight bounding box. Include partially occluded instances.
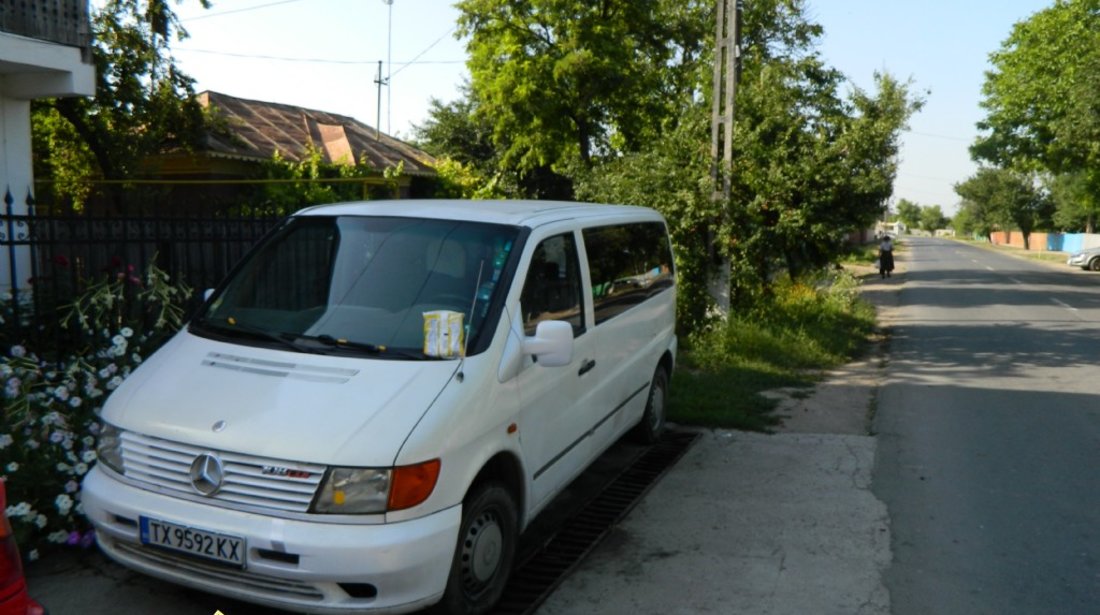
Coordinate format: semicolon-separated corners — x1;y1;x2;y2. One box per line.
465;513;503;584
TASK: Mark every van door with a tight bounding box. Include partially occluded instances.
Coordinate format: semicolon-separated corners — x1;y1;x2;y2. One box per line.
580;222;676;443
513;231;599;511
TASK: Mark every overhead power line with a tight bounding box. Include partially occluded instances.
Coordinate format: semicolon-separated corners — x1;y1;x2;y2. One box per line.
173;47;464;67
389;27;457;79
181;0;309;22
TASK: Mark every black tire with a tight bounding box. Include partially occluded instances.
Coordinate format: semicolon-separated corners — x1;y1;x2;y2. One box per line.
434;482;518;615
631;367;669;444
1089;258;1100;272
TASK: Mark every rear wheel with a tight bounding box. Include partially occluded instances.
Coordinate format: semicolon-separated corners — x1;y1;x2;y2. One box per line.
631;366;669;444
434;482;518;615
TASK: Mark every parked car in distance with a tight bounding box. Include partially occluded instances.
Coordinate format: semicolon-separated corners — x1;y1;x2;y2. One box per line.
1067;247;1100;271
81;200;677;615
0;483;45;615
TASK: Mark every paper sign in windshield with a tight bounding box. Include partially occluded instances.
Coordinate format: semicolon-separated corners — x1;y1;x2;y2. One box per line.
423;310;464;358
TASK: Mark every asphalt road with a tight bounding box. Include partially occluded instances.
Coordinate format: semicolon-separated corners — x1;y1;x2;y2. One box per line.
871;236;1100;614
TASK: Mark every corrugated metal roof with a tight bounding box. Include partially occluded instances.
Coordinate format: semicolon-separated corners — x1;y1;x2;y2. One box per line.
197;91;436;177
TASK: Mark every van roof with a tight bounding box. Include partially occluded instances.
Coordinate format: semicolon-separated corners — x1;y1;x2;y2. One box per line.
294;199;664;228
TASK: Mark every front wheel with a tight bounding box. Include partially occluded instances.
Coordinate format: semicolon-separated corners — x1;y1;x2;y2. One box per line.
631;367;669;444
434;482;518;615
1089;258;1100;272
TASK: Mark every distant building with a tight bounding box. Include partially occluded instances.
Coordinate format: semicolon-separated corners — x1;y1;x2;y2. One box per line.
138;91;438;211
877;221;907;237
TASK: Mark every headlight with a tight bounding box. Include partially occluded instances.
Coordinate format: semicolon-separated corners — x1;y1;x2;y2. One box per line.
314;468;391;514
313;460;440;514
96;422;125;475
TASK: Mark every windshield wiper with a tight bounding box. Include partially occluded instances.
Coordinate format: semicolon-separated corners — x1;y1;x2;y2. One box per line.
299;335;442;360
298;334;385;354
193;318;323;354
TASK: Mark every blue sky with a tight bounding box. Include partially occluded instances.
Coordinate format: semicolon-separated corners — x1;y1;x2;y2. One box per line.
169;0;1054;214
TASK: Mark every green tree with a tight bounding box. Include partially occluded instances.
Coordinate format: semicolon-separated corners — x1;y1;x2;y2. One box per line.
413;88;532;198
579;0;920;321
1049;171;1096;232
919;204;947;232
955;167;1049;249
895;199;922;230
728;57;920;288
972;0;1100;230
414;92;494;167
951;204;980;237
574;108;716;331
455;0;711;197
32;0;211;212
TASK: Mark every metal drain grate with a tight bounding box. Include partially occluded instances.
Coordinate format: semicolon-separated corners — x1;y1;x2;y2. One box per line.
491;430;700;615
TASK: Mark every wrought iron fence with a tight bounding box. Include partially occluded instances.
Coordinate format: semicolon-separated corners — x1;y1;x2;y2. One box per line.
0;196;283;349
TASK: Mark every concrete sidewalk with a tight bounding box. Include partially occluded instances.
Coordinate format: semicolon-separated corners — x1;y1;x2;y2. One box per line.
538;430;890;615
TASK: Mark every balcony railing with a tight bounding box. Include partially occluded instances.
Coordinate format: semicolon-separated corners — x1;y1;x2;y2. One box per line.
0;0;91;52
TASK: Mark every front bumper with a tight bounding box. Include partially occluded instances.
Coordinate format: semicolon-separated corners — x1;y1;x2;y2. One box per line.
81;466;460;614
1067;253;1091;266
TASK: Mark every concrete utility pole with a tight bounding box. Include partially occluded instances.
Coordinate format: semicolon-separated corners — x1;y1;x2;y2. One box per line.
374;60;385;140
709;0;741;313
383;0;393;134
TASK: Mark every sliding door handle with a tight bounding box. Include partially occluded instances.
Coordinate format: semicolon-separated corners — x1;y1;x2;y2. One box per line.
578;359;597;376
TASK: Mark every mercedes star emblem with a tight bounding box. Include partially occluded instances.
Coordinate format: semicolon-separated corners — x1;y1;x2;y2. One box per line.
189;453;225;496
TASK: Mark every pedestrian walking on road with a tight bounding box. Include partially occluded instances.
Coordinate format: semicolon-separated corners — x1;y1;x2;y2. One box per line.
878;235;895;278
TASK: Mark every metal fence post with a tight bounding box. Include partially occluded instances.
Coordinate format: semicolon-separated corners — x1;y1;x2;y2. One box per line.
4;189;21;338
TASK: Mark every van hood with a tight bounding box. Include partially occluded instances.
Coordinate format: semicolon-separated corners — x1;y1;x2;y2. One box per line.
101;331;458;466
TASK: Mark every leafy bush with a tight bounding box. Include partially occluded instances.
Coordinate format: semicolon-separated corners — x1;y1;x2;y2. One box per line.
670;269;875;430
0;264;190;558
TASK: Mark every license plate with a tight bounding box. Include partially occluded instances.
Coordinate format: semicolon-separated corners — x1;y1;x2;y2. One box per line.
140;516;245;567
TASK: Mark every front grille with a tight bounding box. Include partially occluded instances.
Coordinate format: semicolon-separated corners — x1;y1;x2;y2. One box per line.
114;541;325;600
120;432;325;512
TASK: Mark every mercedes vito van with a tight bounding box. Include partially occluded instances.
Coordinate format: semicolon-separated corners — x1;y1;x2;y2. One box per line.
81;200;677;614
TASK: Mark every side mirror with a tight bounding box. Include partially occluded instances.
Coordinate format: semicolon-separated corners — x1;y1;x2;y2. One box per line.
521;320;574;367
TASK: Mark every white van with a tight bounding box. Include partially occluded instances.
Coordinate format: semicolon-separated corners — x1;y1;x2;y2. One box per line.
81;200;677;614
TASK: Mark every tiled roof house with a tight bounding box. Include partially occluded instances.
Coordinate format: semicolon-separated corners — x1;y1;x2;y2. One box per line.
197;91;435;175
143;91;438;205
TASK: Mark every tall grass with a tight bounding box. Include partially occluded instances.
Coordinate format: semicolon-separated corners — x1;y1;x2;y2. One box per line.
669;269;876;431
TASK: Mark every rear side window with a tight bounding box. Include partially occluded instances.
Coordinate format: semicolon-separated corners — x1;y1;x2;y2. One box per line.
520;233;584;336
583;222;674;325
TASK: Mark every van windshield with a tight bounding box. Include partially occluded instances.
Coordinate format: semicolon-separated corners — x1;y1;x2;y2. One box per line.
194;215;519;358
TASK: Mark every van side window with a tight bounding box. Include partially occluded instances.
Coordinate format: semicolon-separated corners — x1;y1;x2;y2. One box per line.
583;222;674;325
520;233;584;336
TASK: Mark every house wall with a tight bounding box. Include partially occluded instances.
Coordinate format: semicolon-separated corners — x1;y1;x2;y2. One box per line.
0;29;95;288
0;97;32;205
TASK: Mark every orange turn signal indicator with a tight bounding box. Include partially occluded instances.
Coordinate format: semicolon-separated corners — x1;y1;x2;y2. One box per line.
388;459;442;511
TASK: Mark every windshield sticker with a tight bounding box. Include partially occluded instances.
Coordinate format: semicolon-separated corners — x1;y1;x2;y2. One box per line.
423;310;464;358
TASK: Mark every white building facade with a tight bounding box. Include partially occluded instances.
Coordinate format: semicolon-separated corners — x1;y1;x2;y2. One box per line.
0;0;95;288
